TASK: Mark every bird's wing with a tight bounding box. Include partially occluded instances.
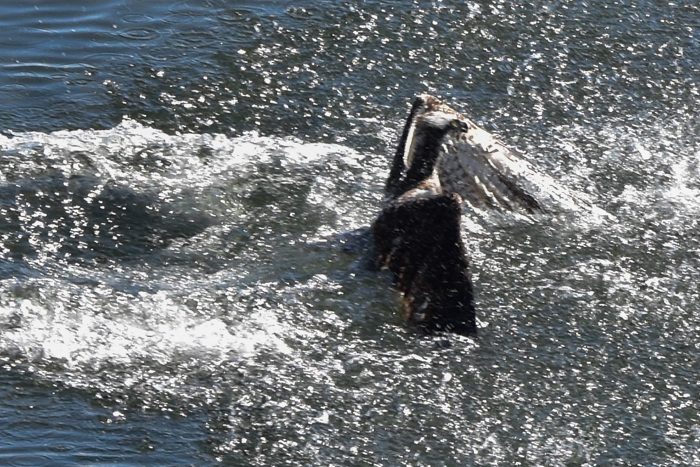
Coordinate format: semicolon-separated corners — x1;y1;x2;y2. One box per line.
438;118;587;214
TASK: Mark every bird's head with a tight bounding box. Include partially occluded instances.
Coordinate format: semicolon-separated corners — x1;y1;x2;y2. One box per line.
404;111;471;168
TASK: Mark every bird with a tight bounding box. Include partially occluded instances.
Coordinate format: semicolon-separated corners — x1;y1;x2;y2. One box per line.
388;94;550;214
371;93;602;335
372;94;477;336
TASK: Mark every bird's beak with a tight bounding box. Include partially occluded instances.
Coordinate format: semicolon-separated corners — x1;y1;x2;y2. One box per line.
403;120;418;168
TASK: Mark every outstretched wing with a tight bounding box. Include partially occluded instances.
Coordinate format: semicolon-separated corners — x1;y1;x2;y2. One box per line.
438;118;585;214
372;192;476;336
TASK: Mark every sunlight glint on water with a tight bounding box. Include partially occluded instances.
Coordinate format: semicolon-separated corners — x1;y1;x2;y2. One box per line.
1;0;700;465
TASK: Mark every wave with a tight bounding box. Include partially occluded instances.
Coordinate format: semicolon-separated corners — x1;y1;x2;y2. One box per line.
0;119;382;397
0;118;378;262
2;115;696;404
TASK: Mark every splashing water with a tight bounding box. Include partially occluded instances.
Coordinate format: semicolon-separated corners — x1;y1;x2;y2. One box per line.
2;0;700;465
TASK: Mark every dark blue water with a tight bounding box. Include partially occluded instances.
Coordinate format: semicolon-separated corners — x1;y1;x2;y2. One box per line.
2;0;700;466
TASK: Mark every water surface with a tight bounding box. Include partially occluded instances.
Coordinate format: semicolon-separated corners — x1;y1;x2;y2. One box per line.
1;0;700;466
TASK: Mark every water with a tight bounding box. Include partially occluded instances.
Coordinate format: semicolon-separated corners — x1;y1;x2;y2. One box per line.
1;0;699;465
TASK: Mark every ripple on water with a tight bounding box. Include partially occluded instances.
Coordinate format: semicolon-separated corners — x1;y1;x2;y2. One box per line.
118;28;161;41
0;27;51;47
121;14;152;24
0;453;53;467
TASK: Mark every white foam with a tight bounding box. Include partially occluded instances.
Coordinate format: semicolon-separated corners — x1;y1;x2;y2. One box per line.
0;118;368;193
0;121;382;390
0;283;295;372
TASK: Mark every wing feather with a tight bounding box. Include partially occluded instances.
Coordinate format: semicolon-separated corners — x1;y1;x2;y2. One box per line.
438;116;589;214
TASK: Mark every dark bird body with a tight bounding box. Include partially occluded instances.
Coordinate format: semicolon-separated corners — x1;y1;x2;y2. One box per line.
373;191;476;335
372;94;477;336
